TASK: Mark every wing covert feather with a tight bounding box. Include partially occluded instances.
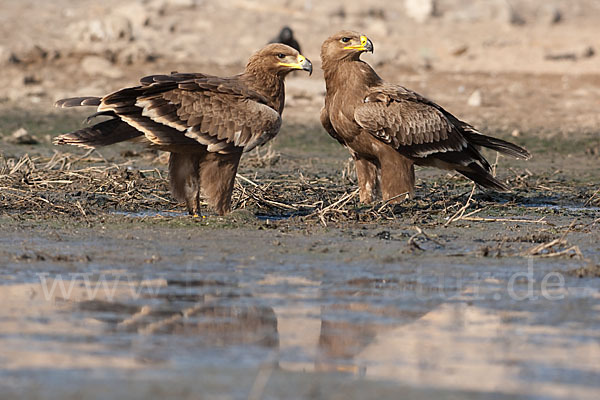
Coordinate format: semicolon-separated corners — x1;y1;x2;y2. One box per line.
98;76;281;153
354;87;468;157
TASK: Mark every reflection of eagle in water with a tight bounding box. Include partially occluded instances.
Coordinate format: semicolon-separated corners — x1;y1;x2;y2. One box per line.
269;26;302;53
54;44;312;215
320;31;531;204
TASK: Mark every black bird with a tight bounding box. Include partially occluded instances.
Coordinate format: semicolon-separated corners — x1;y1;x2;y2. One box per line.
269;26;301;53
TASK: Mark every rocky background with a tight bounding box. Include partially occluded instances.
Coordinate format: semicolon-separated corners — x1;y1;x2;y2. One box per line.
0;0;599;137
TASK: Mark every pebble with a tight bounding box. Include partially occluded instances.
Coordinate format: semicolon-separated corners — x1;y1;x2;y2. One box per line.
5;128;39;145
404;0;435;23
467;89;482;107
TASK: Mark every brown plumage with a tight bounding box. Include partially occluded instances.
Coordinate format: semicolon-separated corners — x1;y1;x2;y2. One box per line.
54;44;312;215
320;31;531;203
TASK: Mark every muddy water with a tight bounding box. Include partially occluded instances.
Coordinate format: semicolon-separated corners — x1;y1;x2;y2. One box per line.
1;220;599;400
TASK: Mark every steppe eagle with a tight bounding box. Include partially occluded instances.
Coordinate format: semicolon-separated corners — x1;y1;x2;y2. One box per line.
54;44;312;215
320;31;531;203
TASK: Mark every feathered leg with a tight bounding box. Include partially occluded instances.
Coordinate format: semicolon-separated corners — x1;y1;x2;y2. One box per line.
378;148;415;202
353;154;380;203
198;151;242;215
169;153;201;215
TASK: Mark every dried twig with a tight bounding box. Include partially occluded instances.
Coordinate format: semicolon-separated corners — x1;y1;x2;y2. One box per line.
445;184;476;226
408;226;445;248
584;187;600;206
524;238;583;259
460;216;549;224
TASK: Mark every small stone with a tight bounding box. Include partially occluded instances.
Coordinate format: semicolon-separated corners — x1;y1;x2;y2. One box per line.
114;4;151;30
0;45;12;66
511;129;520;138
23;75;41;85
450;44;468;57
5;128;39;145
467;89;482;107
549;8;562;24
509;10;526;26
545;52;577;61
161;0;198;11
115;43;157;65
13;45;48;64
70;16;133;43
540;5;562;25
404;0;435;23
582;46;595;59
174;0;198;7
106;15;133;41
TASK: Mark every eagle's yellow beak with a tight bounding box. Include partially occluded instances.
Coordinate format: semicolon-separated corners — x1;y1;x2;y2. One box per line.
344;35;374;53
279;54;313;75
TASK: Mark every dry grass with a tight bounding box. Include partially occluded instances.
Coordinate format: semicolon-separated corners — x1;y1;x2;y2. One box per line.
1;151;598;231
0;152;172;217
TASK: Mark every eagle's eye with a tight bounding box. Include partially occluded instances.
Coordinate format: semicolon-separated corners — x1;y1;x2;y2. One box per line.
277;53;286;59
341;37;351;43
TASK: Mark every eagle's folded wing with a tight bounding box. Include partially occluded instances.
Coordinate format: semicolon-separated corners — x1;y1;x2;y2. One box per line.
354;88;470;159
320;107;346;146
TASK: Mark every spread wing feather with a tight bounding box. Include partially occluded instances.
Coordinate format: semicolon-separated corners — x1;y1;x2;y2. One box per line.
52;117;142;148
97;76;281;153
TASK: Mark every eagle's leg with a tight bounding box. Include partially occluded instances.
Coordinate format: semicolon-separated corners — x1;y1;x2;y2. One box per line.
168;153;201;215
198;151;242;216
378;149;415;202
353;154;381;203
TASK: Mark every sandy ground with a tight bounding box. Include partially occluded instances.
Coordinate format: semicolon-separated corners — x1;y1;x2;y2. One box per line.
1;1;600;399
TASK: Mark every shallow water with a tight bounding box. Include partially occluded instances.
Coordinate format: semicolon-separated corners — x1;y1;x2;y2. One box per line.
523;203;600;212
111;210;188;218
1;231;599;400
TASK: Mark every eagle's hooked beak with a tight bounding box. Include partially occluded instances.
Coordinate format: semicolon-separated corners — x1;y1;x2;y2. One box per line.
344;35;374;54
298;54;313;75
280;54;313;75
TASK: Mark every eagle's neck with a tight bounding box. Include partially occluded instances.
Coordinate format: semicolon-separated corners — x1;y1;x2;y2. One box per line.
323;59;382;97
241;69;286;115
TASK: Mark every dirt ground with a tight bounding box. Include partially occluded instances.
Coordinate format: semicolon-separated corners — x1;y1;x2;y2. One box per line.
1;1;600;399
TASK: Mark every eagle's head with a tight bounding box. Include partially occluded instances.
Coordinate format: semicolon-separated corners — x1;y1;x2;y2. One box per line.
247;43;312;77
320;30;374;64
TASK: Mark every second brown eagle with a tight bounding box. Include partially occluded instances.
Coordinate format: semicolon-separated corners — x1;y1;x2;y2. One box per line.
320;31;531;204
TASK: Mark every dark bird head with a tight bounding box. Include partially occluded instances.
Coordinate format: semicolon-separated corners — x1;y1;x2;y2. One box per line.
247;43;312;77
270;26;301;53
321;30;374;64
280;26;293;42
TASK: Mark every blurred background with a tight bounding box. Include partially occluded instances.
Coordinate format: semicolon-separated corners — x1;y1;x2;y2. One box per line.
1;0;599;141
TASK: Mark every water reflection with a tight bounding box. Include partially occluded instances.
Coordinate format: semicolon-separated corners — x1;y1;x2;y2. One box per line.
78;278;280;348
1;269;599;399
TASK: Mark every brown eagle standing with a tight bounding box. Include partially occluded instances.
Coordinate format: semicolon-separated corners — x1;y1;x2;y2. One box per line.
54;44;312;215
320;31;531;203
